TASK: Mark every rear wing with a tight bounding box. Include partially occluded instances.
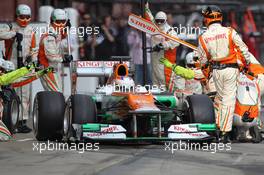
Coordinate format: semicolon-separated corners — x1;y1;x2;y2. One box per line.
72;61;130;77
70;57;131;95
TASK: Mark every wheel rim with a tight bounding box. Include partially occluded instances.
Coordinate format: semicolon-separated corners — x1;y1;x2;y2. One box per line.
10;99;19;127
33;97;39;136
183;99;192;123
63;101;71;137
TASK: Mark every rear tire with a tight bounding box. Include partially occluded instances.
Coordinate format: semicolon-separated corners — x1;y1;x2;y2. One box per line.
33;91;65;141
185;94;215;124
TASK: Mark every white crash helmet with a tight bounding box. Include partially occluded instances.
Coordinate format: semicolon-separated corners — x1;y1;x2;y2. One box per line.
0;58;15;71
185;51;199;68
113;77;135;92
51;9;67;22
155;11;167;26
16;4;31;16
16;4;31;27
50;9;67;32
185;52;195;65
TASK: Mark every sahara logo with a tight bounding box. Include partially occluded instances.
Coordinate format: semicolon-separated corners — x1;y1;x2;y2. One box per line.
129;16;157;33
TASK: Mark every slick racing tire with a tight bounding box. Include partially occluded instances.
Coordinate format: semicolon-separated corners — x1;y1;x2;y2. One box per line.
33;91;65;141
2;89;19;134
71;94;96;124
185;94;215;124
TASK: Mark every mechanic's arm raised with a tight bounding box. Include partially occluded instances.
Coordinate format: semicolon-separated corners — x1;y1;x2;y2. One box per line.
144;2;155;23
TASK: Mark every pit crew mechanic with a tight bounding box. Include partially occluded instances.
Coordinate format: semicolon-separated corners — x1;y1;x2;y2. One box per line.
0;59;35;141
161;5;255;142
38;8;72;92
145;2;184;92
0;4;37;133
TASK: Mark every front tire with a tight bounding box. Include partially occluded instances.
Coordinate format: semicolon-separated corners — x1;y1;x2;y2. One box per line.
33;91;65;141
185;94;215;124
2;88;19;134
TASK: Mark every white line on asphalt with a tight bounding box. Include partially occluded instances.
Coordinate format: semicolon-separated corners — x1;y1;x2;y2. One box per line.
16;138;34;142
232;153;247;165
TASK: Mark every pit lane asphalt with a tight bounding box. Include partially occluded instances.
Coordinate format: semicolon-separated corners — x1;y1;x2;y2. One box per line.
0;131;264;175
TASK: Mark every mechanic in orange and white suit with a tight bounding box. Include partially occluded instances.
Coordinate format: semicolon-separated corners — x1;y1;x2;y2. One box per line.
145;2;184;92
38;9;72;92
237;52;264;132
0;4;37;133
197;5;253;142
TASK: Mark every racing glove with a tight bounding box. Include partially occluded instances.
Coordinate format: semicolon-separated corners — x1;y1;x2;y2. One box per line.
66;19;72;28
44;67;54;74
173;65;195;80
15;32;23;42
160;57;173;68
7;22;13;30
160;57;195;79
25;62;36;71
63;54;73;63
152;43;164;52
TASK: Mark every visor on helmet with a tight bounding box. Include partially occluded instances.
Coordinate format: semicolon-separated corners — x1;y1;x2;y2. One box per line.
186;64;196;68
53;19;67;25
18;15;31;20
155;19;166;25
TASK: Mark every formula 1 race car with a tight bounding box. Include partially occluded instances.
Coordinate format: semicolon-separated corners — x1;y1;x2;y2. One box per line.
33;59;217;142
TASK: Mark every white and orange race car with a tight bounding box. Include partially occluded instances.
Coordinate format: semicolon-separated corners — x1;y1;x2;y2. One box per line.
32;59;216;142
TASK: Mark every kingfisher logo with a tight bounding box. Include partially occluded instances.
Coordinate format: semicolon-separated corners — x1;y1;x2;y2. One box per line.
238;81;255;87
86;126;119;137
129;16;157;33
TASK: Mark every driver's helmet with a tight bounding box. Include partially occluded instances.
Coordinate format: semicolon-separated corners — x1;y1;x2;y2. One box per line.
185;51;199;68
113;76;135;92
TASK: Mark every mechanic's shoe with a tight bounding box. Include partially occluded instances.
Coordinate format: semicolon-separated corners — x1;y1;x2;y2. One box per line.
16;121;32;133
249;126;262;143
236;130;250;142
245;130;253;140
219;132;231;143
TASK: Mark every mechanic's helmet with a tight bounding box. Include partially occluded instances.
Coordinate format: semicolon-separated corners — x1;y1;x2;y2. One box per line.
0;58;15;71
50;9;67;32
155;11;167;28
201;5;223;27
185;52;199;68
16;4;31;27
